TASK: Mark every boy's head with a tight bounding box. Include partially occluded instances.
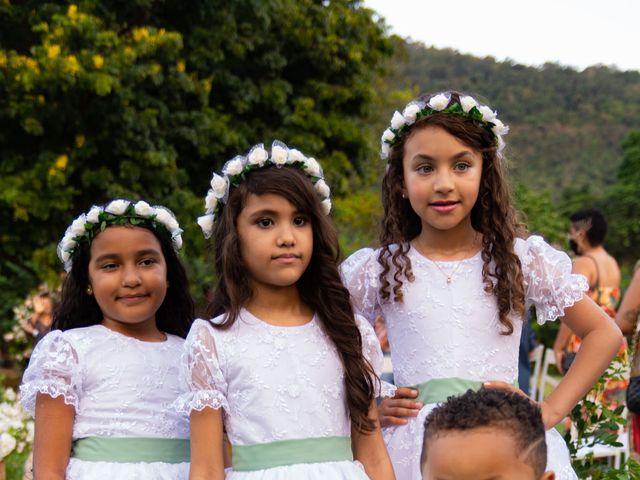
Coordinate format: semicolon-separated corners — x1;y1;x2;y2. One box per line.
421;388;555;480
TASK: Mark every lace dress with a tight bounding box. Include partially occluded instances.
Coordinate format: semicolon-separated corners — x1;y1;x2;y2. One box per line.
173;309;392;479
341;235;587;480
20;325;190;479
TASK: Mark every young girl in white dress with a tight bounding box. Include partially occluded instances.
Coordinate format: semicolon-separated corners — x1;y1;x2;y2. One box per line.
340;91;623;480
176;142;395;479
20;199;194;479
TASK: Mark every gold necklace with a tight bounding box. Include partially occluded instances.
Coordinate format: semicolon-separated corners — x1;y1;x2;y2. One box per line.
431;258;465;284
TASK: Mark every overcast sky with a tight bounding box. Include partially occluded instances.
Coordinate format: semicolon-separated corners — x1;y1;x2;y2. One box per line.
364;0;640;72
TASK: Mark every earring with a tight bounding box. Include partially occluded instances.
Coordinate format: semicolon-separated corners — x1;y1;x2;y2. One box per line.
86;285;93;295
402;193;407;199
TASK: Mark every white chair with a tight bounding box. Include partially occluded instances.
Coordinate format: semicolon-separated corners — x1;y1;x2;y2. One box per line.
537;348;560;402
528;344;545;400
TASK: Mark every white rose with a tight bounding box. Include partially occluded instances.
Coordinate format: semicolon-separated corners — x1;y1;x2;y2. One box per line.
69;215;87;237
223;158;244;176
271;145;288;165
205;190;218;213
134;200;154;217
105;199;130;216
0;432;16;458
390;111;405;130
320;199;332;215
154;208;180;232
380;143;390;159
491;118;509;136
288;149;306;163
247;146;268;166
172;234;183;250
197;214;215;239
427;93;450;111
478;105;496;122
59;248;72;263
86;206;102;223
315;179;331;198
402;103;421;123
381;128;395;143
460;96;478;113
304;157;322;177
209;174;228;199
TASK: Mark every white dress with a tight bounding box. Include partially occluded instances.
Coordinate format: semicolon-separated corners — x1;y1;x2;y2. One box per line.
341;235;587;480
20;324;190;480
173;309;392;479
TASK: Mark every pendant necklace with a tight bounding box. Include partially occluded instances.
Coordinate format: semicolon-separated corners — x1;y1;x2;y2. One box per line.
431;259;464;284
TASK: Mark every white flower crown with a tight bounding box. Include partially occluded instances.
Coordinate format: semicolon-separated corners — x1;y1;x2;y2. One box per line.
380;92;509;161
197;140;332;239
57;199;184;272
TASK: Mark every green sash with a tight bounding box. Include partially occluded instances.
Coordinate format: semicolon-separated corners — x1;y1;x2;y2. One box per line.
72;437;190;463
409;377;518;404
232;436;353;471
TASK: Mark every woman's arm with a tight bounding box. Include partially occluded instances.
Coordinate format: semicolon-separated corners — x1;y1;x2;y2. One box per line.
616;269;640;335
542;294;622;428
352;400;395;480
189;408;225;480
33;394;74;480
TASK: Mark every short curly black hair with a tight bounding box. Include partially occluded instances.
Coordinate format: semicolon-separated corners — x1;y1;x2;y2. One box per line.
421;388;547;478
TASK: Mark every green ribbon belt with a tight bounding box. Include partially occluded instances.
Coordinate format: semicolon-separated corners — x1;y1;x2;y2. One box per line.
408;377;517;405
72;437;190;463
232;436;353;471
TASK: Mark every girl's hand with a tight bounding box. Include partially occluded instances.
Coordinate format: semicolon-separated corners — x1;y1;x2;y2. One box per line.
378;387;422;427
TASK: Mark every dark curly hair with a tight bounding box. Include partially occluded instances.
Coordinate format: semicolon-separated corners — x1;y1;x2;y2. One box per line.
421;388;547;478
53;212;195;338
379;91;526;334
206;164;378;433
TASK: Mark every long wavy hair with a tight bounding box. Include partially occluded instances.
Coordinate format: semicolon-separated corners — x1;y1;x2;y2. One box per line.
53;222;195;338
379;91;526;334
206;165;377;432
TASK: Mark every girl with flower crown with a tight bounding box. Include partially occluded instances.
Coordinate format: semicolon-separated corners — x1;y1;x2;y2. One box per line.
175;142;395;479
340;91;623;479
20;199;195;479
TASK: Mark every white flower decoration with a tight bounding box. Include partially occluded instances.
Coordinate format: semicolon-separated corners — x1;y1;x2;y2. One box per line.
380;143;390;160
382;128;395;143
315;179;331;198
105;199;129;215
223;157;244;176
134;200;154;217
210;174;228;198
427;93;450;111
154;208;179;233
491;118;509;136
205;190;218;213
248;145;268;166
460;96;478;113
86;206;102;223
390;111;405;130
321;199;332;215
304;157;322;177
288;149;305;162
197;214;215;239
478;105;497;122
173;234;183;250
69;215;87;237
271;145;288;165
402;103;422;123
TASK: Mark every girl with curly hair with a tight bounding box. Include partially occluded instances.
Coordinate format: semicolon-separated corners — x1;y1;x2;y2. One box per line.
341;91;622;479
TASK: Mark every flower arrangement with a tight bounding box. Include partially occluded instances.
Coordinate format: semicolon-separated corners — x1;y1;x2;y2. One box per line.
380;92;509;160
197;140;332;239
0;387;34;462
2;302;33;368
57;200;184;271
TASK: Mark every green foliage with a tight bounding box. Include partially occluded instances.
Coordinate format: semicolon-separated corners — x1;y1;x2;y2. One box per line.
333;187;382;256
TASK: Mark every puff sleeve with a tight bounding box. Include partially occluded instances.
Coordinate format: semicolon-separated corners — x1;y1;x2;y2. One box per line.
20;330;81;415
355;315;396;398
517;235;589;324
172;319;230;414
340;248;383;325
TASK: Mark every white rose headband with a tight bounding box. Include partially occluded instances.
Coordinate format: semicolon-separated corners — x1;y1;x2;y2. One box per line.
197;140;332;239
57;199;184;272
380;92;509;161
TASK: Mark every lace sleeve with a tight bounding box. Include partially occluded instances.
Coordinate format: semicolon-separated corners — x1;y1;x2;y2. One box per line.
340;248;382;324
172;320;229;414
19;330;81;415
355;315;396;398
518;236;589;324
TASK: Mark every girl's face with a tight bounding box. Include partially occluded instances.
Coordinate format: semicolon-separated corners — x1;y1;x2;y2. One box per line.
402;126;483;235
236;193;313;292
88;225;168;335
